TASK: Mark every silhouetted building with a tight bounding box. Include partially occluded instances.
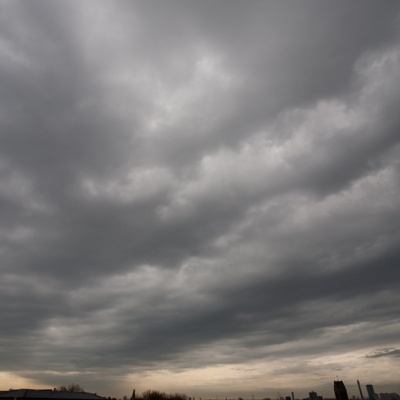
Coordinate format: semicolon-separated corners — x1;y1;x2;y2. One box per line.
367;386;376;400
0;390;105;400
334;381;349;400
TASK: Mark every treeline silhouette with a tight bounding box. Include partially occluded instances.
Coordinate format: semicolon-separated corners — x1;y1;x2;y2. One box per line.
58;385;85;393
141;390;188;400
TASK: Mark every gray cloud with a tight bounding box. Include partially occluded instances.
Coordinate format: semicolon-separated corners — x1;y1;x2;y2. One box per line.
366;348;400;359
1;0;400;398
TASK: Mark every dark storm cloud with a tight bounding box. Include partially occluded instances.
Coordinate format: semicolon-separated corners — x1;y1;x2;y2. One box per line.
1;0;400;397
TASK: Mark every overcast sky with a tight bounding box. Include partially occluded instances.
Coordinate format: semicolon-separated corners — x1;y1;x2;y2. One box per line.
1;1;400;399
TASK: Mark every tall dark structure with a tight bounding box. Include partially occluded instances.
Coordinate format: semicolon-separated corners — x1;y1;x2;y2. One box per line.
366;385;375;400
334;380;349;400
358;380;365;400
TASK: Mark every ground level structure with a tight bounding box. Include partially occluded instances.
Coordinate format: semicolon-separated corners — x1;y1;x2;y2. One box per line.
0;390;106;400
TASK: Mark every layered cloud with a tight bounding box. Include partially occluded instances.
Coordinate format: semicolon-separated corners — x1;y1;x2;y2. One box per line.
1;1;400;398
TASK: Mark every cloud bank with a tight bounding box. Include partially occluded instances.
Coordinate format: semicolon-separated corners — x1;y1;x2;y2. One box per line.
1;1;400;398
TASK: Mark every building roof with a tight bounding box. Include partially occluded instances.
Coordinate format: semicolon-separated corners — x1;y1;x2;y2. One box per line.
0;390;106;400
